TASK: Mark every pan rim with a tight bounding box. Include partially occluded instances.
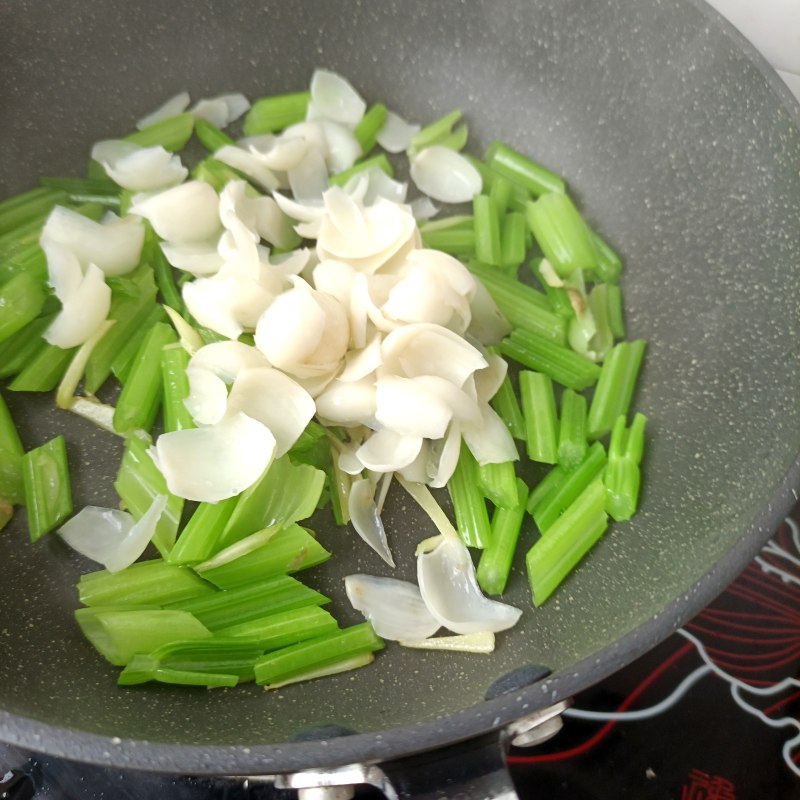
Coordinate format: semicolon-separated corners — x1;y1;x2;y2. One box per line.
1;0;800;777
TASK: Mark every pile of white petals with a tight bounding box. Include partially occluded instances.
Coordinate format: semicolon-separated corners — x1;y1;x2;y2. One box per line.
49;71;523;639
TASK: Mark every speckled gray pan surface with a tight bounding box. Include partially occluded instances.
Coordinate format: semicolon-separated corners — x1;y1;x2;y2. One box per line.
1;0;799;775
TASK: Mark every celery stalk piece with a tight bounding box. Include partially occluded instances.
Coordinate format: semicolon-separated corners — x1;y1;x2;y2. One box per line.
477;478;529;595
500;328;601;391
214;455;326;554
447;440;492;549
39;177;120;207
592;232;623;283
526;479;608;606
167;496;239;566
0;187;67;237
84;266;159;394
489;174;513;213
111;304;167;385
75;607;211;666
192;156;246;192
488;360;526;442
328;445;352;526
1;242;47;284
253;623;383;686
161;344;195;433
604;413;646;521
125;112;195;151
484;141;565;197
473;195;503;267
530;258;575;320
500;212;527;269
113;321;176;434
0;272;48;345
262;652;375;690
217;606;339;650
469;262;567;344
526;194;600;278
353;103;387;154
56;320;117;409
435;123;469;152
0;392;24;505
606;283;625;339
407;109;462;157
557;389;588;470
243;91;311;135
195;524;332;589
328;154;394;188
151;239;186;315
113;435;184;557
586;339;646;439
21;435;72;542
8;342;77;392
194;118;236;153
170;575;330;631
519;371;559;465
478;460;520;510
418;214;474;233
78;559;217;607
287;421;332;471
118;662;238;688
118;637;265;685
529;440;607;533
419;228;476;258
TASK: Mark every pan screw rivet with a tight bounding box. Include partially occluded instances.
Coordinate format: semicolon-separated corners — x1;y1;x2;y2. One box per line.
505;700;569;748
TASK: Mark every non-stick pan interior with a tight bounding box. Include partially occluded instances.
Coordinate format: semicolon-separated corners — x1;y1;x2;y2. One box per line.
1;0;800;773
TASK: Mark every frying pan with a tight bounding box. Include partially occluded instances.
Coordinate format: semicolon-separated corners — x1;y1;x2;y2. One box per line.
2;0;800;795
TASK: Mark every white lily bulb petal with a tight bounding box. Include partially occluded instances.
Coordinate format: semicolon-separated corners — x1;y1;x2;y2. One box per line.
192;93;250;128
130;181;221;244
189;340;269;384
399;631;495;654
410;146;482;203
227;367;315;457
43;241;83;301
461;403;520;465
215;145;280;192
40;206;144;276
376;110;420;153
356;428;424;472
315;377;377;427
58;495;168;573
288;146;329;203
91;140;187;192
250;195;299;250
339;333;383;382
266;248;312;280
426;424;463;488
184;366;229;426
272;190;326;223
325;186;368;240
383;265;462;329
409;196;439;221
397;440;431;484
311;259;356;308
155;412;276;502
467;279;512;345
254;136;309;172
182;278;243;341
309;69;366;127
348;168;408;207
136;91;191;129
255;281;349;378
282;121;329;157
317;195;416;270
417;535;522;634
474;353;508;403
320;120;361;173
347;480;395;566
160;240;224;276
338;445;366;476
44;263;111;349
411;248;475;297
345;575;440;641
381;323;487;386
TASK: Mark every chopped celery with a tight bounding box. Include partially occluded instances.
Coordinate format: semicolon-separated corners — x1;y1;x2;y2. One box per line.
0;271;47;345
473;195;503;267
353;103;387;154
604;413;646;521
253;623;383;686
161;344;195;433
22;435;72;542
557;389;588;470
477;478;529;595
218;606;339;650
194;118;236;153
478;460;520;509
328;154;393;187
78;559;216;607
447;441;492;549
75;607;211;666
243;91;310;135
484;141;565;197
519;371;559;464
0;392;24;506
